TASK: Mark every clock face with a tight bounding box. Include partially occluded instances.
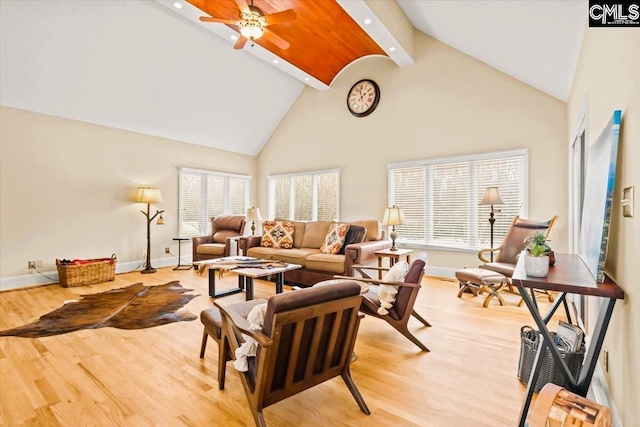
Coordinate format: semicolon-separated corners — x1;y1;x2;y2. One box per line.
347;79;380;117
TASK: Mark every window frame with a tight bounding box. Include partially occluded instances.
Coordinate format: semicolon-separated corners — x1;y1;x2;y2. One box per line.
387;149;529;252
267;168;340;221
178;167;251;238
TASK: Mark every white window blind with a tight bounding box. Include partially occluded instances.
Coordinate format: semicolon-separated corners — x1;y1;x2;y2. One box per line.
388;150;527;250
268;169;340;221
179;168;250;238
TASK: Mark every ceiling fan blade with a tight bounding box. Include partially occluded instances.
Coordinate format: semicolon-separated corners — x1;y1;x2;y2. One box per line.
199;16;239;25
235;0;250;14
264;9;297;25
264;29;290;50
233;35;248;50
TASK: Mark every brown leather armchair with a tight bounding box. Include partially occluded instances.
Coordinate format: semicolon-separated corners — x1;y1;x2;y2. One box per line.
214;280;370;426
192;215;245;262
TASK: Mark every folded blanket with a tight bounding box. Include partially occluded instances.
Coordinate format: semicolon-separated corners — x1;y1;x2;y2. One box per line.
233;303;268;372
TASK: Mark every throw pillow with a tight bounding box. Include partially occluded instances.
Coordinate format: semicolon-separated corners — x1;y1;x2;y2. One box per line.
378;261;409;315
261;221;295;249
337;225;367;255
320;223;351;255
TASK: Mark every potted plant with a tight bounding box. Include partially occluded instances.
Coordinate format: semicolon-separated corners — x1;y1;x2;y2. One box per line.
524;232;553;277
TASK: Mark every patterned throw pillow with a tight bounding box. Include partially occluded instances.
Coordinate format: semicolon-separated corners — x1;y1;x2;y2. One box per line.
320;223;351;255
261;221;295;249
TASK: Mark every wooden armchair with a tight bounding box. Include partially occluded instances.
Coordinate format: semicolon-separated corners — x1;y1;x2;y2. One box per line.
479;215;558;300
527;383;612;427
215;280;370;427
336;257;431;351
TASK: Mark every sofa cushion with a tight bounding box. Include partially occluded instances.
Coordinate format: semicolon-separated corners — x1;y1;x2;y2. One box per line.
338;225;367;255
272;248;321;267
212;229;238;244
276;219;306;248
261;221;294;249
320;223;350;255
246;246;277;259
197;243;225;255
301;221;332;249
305;253;346;274
347;220;382;241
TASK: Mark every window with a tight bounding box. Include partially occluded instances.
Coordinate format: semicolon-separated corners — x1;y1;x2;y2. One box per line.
388;149;527;250
268;169;340;221
179;167;250;238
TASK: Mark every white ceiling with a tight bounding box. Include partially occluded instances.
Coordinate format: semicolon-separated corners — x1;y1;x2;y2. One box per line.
0;1;587;156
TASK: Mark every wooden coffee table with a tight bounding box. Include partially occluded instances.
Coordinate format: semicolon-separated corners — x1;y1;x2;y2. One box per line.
194;256;302;300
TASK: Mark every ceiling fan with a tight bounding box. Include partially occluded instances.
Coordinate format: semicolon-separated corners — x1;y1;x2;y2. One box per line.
199;0;297;50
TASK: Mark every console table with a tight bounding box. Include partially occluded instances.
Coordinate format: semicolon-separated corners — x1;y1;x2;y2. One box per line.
512;253;624;426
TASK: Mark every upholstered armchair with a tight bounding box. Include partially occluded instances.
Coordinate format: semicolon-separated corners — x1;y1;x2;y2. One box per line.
192;215;245;262
214;280;370;427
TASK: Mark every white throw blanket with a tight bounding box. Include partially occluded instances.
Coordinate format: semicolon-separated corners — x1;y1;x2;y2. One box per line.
233;303;268;372
377;252;428;315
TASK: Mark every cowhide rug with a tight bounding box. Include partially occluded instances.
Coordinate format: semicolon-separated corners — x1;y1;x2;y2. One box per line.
0;281;198;338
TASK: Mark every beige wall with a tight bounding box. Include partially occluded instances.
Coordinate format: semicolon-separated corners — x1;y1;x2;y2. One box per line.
0;107;257;281
257;31;568;270
568;28;640;424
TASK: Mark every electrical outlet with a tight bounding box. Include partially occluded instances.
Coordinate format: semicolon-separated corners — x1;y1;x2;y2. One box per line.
36;260;44;268
165;247;170;254
604;348;609;372
28;261;36;269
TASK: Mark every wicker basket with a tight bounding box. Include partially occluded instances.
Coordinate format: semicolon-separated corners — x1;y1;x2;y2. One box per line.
56;254;116;287
518;326;585;393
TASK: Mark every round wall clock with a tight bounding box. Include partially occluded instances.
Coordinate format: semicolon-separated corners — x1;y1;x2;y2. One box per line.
347;79;380;117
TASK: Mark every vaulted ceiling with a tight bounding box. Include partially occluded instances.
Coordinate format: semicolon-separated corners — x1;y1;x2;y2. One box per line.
0;1;587;156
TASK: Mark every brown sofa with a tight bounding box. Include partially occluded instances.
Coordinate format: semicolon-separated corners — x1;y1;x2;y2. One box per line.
242;219;391;286
192;215;246;262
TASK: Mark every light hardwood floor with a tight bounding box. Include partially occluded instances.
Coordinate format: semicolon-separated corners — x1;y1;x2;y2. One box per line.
0;268;564;426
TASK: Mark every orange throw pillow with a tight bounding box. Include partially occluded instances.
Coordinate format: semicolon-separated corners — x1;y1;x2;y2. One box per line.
320;223;350;254
261;221;295;249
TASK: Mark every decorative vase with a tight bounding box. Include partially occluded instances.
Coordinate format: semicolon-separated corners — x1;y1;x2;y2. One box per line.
525;255;549;277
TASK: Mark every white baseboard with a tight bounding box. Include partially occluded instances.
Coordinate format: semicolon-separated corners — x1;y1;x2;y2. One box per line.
424;266;457;280
0;256;188;292
590;363;622;426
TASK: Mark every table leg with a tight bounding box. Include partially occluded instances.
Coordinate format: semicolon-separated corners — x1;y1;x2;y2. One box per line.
245;277;254;301
173;240;193;270
377;256;382;280
208;268;243;298
275;272;284;294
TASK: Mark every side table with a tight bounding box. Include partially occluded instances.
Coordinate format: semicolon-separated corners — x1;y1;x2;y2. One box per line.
172;237;193;270
374;248;413;279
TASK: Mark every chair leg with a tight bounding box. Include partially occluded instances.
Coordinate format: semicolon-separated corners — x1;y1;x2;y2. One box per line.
411;309;431;327
249;405;268;427
341;368;371;415
398;325;430;352
200;330;208;358
217;337;228;390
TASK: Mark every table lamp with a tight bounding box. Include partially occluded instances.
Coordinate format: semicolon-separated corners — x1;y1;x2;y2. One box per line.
382;205;406;251
246;207;263;235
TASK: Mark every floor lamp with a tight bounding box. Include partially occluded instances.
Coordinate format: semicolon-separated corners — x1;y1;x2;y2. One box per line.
480;187;503;262
382;205;406;251
134;187;164;274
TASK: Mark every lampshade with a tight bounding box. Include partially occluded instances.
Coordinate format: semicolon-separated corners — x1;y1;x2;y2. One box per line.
480;187;504;205
382;205;406;226
134;187;163;204
246;207;263;221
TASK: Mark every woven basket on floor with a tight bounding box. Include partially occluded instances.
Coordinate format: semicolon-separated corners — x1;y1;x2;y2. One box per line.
56;254;116;287
518;326;585;393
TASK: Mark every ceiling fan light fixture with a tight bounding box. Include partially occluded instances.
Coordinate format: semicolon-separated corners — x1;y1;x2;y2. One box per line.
239;9;266;40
